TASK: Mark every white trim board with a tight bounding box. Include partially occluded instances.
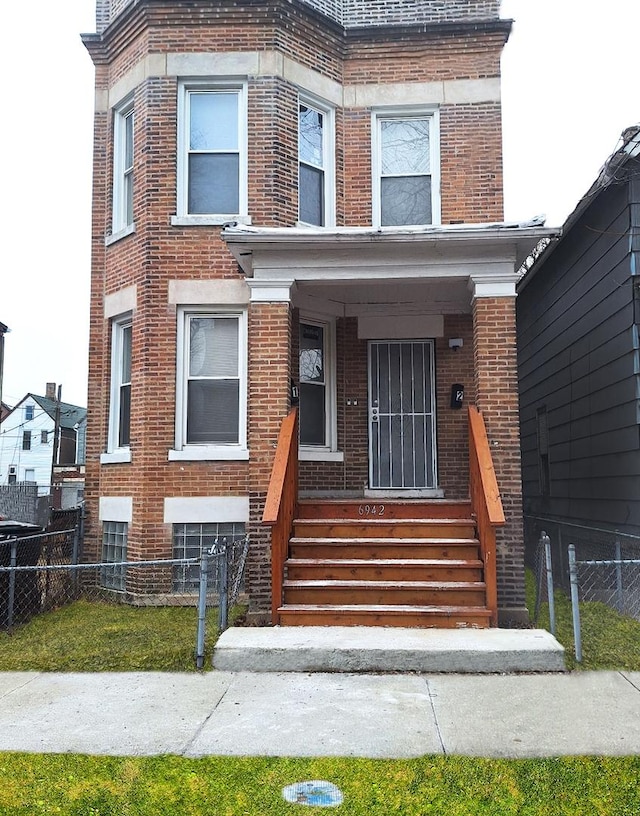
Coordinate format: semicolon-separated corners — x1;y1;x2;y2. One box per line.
99;496;133;523
163;496;250;524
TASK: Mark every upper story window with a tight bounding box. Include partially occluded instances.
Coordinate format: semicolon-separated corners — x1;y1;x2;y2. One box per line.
112;100;134;234
22;431;31;451
107;316;132;455
176;84;248;223
373;110;440;227
25;405;34;421
298;98;335;227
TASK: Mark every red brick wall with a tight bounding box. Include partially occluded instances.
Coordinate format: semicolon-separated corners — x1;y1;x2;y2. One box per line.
473;296;525;623
84;2;512;616
436;314;475;497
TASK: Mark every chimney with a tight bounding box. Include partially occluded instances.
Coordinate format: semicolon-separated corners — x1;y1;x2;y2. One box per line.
46;382;56;399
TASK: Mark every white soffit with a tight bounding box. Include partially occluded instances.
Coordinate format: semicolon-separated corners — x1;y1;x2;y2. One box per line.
163;496;250;524
358;314;445;339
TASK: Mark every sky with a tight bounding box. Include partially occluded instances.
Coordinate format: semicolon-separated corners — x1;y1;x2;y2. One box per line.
1;0;639;410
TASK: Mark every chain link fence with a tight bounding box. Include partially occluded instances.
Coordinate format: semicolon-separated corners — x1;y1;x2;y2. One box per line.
525;516;640;662
0;526;248;668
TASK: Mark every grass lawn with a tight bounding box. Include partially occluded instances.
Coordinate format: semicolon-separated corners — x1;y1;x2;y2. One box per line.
1;753;639;815
0;600;214;672
525;569;640;671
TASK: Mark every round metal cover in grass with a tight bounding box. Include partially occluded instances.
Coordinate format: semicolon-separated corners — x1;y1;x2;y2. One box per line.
282;780;343;807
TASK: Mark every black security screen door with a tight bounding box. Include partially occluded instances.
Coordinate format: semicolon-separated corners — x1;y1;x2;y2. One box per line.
368;340;436;489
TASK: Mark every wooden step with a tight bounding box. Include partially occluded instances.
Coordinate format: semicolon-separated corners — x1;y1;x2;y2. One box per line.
289;537;481;560
277;604;492;628
283;580;487;606
293;518;476;539
285;558;483;582
297;498;473;520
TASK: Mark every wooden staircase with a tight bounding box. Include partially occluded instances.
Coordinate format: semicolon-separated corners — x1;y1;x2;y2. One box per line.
277;498;492;628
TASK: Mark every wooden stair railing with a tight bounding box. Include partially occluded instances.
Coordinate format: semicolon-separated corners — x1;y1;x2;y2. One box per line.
468;405;505;627
263;407;299;625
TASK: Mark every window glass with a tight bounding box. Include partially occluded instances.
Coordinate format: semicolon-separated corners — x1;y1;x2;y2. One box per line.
187;380;240;443
190;93;238;151
378;116;433;227
299;164;324;227
299;322;326;446
188;154;239;214
183;314;242;446
299;105;323;167
108;318;132;452
299;102;327;227
113;103;134;232
381;176;431;227
172;522;246;592
25;405;34;421
381;119;430;175
101;521;128;591
189;317;238;377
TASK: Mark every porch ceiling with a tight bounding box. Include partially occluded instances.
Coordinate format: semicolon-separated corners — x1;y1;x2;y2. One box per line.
294;277;473;316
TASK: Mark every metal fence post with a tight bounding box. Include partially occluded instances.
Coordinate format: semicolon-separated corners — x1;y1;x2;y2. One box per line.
543;531;556;636
219;539;229;632
568;543;583;664
7;538;17;629
615;538;624;613
195;548;209;670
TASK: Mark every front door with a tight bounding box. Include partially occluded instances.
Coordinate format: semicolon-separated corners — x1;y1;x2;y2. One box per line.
368;340;436;489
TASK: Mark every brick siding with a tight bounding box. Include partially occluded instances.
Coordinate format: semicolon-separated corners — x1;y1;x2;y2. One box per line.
473;296;526;623
84;0;521;619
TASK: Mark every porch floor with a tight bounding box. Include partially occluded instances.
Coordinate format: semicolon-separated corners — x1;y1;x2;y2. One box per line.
212;626;565;674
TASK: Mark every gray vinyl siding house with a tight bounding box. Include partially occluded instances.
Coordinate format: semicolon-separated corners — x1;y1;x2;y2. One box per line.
518;127;640;535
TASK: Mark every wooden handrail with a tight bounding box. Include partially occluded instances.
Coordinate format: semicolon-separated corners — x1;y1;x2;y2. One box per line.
468;405;504;626
263;407;298;624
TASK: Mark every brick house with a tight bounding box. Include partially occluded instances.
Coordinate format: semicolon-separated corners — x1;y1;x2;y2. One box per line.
83;0;553;627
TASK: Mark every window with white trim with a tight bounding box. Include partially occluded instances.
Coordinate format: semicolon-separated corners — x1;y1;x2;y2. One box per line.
101;521;127;591
174;309;248;456
177;84;248;220
112;100;134;233
373;110;440;227
298;97;334;227
107;316;132;454
298;318;338;456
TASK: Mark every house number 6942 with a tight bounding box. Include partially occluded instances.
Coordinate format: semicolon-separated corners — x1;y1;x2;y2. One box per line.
358;504;385;516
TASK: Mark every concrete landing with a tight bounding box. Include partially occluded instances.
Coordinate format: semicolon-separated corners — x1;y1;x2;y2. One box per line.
212;626;565;673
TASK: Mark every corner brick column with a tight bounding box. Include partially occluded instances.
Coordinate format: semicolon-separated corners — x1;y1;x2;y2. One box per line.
471;275;528;626
246;281;293;621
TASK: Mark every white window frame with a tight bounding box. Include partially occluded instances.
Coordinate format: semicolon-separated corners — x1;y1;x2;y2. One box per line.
170;307;248;461
102;314;132;464
173;81;250;227
371;107;441;229
298;315;342;462
110;98;135;240
298;93;335;228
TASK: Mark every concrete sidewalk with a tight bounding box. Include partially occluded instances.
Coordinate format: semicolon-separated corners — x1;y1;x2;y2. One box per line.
1;670;640;758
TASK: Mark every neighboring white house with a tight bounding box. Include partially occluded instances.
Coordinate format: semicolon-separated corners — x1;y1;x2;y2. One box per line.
0;384;86;506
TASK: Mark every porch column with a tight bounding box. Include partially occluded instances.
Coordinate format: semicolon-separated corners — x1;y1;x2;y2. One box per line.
470;275;528;626
245;280;293;621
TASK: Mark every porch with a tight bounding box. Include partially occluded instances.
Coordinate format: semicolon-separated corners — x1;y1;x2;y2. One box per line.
224;221;554;624
264;405;504;628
